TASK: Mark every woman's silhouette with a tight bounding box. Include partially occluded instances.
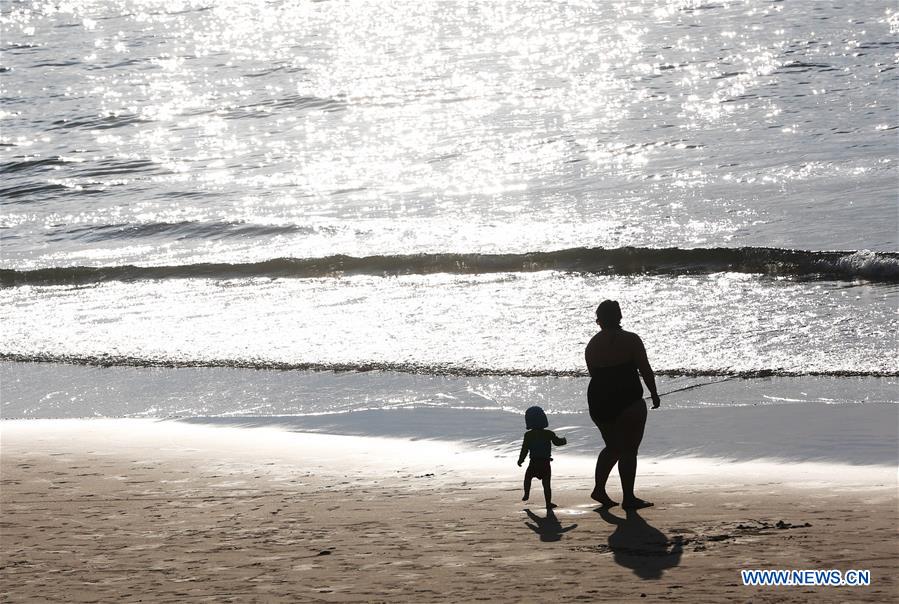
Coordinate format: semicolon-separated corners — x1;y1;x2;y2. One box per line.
585;300;660;510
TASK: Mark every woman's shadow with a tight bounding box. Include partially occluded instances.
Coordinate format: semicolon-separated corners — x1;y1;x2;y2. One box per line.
524;508;578;542
596;507;682;579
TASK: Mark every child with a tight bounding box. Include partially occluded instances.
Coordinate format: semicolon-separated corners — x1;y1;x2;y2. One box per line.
517;406;567;509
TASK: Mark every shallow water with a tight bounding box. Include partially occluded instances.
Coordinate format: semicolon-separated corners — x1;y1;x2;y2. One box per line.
2;272;897;375
2;362;896;464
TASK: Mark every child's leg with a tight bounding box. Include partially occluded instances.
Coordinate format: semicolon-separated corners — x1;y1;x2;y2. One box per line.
541;476;555;509
522;466;534;501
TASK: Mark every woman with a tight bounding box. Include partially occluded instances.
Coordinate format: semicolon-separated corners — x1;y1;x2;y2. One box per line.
585;300;660;510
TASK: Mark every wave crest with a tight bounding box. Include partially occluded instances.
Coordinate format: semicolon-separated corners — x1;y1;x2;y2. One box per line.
1;353;896;378
2;247;897;287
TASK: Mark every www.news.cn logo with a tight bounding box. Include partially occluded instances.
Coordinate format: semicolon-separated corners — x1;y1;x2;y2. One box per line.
742;569;871;587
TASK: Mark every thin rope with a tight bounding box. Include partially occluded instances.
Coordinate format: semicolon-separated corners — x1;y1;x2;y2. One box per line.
657;375;740;398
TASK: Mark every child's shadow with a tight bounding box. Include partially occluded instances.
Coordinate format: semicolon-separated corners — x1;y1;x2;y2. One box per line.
524;508;578;542
596;507;683;579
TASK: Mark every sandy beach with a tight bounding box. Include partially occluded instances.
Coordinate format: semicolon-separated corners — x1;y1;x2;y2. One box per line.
2;419;896;603
3;1;897;602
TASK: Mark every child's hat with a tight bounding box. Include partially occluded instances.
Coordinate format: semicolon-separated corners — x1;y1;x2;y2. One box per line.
525;406;548;429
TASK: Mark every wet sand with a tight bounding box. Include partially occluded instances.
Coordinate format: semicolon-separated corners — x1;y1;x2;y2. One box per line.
2;420;896;603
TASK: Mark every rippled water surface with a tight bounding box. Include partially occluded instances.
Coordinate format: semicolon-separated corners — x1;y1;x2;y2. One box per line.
2;273;896;375
3;0;897;266
1;0;897;383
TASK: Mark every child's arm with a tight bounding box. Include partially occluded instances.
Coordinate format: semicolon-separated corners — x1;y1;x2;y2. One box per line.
517;434;529;466
550;431;567;446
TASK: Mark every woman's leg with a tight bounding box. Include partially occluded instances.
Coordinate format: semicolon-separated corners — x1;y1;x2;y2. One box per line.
616;400;650;508
592;422;619;505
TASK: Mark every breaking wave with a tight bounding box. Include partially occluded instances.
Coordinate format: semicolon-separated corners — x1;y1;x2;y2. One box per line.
2;247;897;287
2;353;896;378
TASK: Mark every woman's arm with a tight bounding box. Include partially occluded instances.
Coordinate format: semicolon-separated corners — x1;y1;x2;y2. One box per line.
634;335;661;408
584;338;597;377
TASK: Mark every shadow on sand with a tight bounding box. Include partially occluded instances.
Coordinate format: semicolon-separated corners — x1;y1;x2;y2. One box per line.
523;508;578;542
596;507;683;579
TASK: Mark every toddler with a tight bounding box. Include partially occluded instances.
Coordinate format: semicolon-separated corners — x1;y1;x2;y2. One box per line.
517;406;567;509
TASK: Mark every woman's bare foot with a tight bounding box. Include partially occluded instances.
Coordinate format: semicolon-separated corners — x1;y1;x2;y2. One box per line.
590;489;618;507
621;497;653;510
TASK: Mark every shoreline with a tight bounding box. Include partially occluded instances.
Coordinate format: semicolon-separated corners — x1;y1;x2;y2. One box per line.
1;417;897;481
2;419;897;602
3;361;897;466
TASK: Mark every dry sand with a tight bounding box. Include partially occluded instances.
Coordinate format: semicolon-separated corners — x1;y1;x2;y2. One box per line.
1;420;896;603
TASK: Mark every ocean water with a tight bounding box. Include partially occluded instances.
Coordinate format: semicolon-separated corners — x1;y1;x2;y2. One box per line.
1;1;897;427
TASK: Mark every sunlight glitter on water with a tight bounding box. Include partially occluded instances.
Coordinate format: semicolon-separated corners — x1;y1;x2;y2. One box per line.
1;272;895;375
4;0;895;269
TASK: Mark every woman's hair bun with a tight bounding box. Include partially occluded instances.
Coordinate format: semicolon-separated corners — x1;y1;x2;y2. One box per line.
596;300;622;328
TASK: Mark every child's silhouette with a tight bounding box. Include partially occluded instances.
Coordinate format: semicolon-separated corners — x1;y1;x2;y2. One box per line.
517;406;567;509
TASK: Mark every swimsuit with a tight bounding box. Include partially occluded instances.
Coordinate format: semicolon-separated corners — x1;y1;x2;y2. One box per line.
521;429;561;460
519;429;566;480
526;458;552;480
587;360;643;424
